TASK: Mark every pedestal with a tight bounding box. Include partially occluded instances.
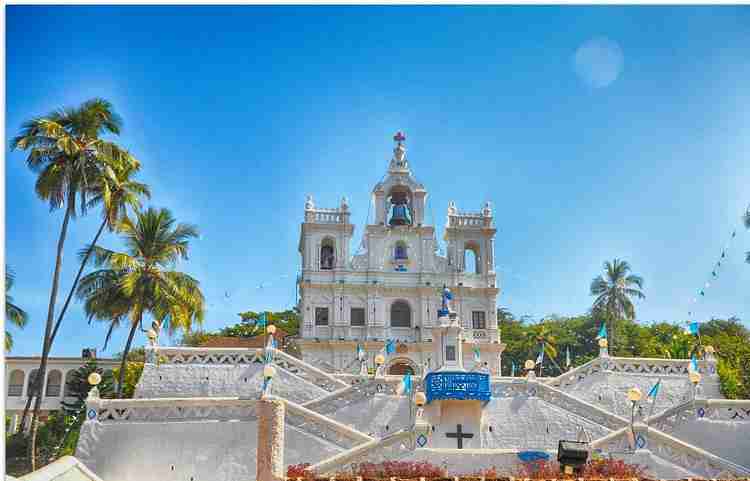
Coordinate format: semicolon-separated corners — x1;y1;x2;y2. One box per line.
257;399;285;481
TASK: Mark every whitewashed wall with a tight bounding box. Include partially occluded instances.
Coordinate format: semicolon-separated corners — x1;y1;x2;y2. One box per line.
76;419;341;481
136;362;327;404
670;420;750;467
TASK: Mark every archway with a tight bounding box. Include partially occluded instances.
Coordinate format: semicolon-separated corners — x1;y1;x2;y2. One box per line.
387;358;417;376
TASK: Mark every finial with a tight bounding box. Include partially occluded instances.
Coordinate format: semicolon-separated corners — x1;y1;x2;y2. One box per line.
447;201;457;215
482;201;492;217
393;131;406;144
340;196;349;211
390;131;408;170
305;195;314;211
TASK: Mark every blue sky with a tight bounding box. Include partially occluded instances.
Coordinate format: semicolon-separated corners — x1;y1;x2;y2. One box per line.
6;6;750;357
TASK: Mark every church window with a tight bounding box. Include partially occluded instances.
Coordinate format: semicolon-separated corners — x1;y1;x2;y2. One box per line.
445;345;456;361
351;308;365;326
464;243;481;274
390;300;411;328
320;238;335;270
394;241;408;260
387;187;413;226
472;311;486;330
315;307;329;326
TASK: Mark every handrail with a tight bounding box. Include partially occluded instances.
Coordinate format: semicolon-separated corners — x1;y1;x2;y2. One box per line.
306;429;412;476
271;349;349;390
278;396;374;445
534;381;630;429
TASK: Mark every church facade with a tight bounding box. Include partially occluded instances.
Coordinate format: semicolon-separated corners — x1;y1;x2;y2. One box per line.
296;133;504;375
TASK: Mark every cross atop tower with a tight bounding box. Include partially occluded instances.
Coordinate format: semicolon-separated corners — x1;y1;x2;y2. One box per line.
393;131;406;144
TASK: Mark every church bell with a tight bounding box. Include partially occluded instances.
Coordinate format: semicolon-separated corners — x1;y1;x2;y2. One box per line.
389;203;412;226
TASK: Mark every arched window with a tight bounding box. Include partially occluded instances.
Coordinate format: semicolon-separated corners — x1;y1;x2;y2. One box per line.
394;241;408;260
8;370;24;397
387;187;413;226
390;300;411;328
27;369;39;397
464;243;481;274
320;238;335;270
46;370;62;397
63;370;76;398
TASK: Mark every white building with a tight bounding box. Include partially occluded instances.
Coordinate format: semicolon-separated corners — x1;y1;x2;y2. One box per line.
5;354;118;433
297;133;505;375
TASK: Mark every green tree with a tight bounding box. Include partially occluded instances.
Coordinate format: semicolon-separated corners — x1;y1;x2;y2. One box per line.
76;207;205;397
589;259;645;350
111;362;144;399
5;267;29;351
60;361;115;416
12;98;138;469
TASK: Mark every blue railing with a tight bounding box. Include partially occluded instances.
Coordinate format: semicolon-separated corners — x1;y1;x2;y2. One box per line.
425;371;491;404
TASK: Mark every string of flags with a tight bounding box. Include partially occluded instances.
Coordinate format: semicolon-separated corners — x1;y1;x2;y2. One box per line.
686;228;739;323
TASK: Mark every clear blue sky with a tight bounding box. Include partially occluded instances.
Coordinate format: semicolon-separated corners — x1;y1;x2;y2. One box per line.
6;6;750;357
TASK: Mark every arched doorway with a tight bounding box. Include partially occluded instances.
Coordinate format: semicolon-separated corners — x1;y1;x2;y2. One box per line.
386;357;418;376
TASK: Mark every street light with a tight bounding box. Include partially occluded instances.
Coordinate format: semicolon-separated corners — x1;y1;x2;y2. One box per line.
374;354;385;377
87;372;102;386
598;338;608;348
627;387;642;448
689;370;702;402
267;325;277;335
263;365;277;380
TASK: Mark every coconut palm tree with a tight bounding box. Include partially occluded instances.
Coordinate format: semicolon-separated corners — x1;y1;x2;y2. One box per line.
49;163;150;348
12;98;138;468
76;207;205;396
590;259;645;349
5;267;29;351
526;323;560;376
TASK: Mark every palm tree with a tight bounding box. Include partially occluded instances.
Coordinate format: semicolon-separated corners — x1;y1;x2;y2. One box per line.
5;267;29;351
526;323;559;376
49;163;150;348
590;259;645;349
76;207;205;396
12;98;138;468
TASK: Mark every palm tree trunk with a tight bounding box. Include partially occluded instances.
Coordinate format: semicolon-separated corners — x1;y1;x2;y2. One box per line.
22;217;107;430
116;320;139;398
29;196;75;471
49;218;107;346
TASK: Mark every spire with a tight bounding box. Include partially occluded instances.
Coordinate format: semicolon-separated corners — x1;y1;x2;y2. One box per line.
389;131;409;173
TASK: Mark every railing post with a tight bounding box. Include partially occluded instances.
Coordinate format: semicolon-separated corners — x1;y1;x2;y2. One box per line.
257;398;286;481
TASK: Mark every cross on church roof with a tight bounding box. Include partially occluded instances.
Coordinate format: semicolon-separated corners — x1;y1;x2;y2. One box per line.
393;131;406;143
446;423;473;449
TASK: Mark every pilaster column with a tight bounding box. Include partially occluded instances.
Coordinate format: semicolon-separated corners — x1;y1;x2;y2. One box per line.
256;398;285;481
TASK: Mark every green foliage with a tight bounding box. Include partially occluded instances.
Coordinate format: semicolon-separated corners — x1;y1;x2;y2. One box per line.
233;309;300;337
111;361;144;399
5;266;29;352
60;361;115;415
180;330;218;347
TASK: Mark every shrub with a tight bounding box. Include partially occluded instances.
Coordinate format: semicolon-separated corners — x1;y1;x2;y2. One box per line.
513;458;645;479
286;463;312;479
348;460;446;478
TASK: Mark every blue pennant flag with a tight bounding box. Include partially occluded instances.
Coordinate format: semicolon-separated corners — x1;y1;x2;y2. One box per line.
473;342;481;363
385;339;396;355
256;312;267;328
566;346;571;368
596;323;607;340
511;362;516;377
686;321;700;336
690;355;699;372
401;374;412;395
357;343;365;361
647;379;661;398
535;346;544;365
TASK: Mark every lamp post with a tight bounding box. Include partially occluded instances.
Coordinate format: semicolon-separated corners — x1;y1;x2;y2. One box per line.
627;387;642;449
374;354;385;378
261;364;276;398
689;370;702;402
598;338;608;358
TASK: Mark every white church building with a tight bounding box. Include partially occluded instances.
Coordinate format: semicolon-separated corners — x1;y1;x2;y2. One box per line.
297;132;504;376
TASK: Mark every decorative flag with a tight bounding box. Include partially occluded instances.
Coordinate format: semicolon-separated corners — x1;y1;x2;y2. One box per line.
511;362;516;377
397;374;412;395
686;321;700;336
596;323;607;340
473;341;481;363
385;339;396;355
647;379;661;398
535;345;544;365
357;343;365;361
699;290;705;297
690;355;699;373
256;312;267;328
565;346;571;368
